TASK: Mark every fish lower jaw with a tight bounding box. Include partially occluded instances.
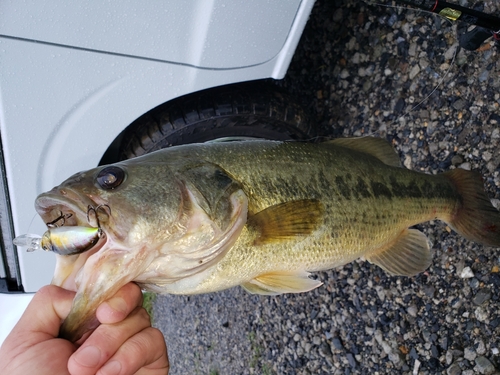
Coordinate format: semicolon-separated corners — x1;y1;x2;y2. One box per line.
51;238;108;291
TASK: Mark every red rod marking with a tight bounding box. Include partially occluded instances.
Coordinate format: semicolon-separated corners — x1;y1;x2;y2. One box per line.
431;0;439;13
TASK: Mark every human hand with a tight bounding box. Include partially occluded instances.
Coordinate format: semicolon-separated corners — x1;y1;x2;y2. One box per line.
0;283;169;375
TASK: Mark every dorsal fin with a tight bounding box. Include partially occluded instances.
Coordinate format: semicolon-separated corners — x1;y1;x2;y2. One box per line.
328;137;402;168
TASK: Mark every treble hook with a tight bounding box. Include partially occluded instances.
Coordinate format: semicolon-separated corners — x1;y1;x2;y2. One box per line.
46;212;73;228
86;204;112;228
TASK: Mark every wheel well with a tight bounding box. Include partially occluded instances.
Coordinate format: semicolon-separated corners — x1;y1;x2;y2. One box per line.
99;79;313;165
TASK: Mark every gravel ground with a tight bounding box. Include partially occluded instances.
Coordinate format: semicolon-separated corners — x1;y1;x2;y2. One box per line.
154;1;500;374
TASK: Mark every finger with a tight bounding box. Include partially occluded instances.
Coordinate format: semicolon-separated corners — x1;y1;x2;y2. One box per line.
11;285;75;339
97;327;169;375
96;282;143;324
0;285;76;365
68;306;151;375
73;283;143;349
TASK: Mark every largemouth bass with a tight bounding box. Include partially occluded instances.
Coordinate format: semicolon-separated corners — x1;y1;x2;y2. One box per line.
33;137;500;342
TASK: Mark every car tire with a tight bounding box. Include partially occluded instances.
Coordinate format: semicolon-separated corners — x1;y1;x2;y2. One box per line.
119;81;315;160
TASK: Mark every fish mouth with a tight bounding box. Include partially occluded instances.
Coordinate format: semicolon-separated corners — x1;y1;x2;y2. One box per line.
35;188;109;230
36;188;112;296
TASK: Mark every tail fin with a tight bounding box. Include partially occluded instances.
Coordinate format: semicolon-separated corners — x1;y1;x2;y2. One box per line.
444;169;500;247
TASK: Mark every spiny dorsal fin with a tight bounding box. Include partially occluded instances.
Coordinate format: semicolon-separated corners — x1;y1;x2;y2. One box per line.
247;200;323;245
365;228;432;276
241;270;323;295
328;137;402;168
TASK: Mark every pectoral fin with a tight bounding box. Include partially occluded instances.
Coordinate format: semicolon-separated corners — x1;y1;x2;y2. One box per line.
247;200;323;245
365;229;432;276
241;270;323;295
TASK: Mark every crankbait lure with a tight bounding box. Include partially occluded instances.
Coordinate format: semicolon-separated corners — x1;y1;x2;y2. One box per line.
14;226;103;255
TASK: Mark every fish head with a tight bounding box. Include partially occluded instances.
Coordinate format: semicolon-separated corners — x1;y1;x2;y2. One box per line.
35;158;188;341
35;153;248;342
36;160;187;249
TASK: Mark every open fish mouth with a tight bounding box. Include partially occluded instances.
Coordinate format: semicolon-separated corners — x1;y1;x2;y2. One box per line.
36;197;88;228
35;189;110;230
35;189;112;293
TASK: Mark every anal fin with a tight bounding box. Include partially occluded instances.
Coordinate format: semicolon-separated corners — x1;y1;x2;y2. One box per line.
241;270;323;295
365;229;432;276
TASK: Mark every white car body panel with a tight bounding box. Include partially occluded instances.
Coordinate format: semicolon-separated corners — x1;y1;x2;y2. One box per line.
1;0;301;69
0;293;33;346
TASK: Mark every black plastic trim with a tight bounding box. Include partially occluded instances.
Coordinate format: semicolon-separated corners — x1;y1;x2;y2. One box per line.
0;131;24;292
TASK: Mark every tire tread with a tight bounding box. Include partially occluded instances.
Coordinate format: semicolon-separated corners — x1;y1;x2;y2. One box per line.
119;81;313;159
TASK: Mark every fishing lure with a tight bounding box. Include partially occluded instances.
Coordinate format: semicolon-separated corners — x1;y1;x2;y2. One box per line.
14;226;103;255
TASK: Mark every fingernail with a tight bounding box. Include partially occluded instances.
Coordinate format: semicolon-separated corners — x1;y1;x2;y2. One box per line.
74;345;101;368
99;360;122;375
107;296;128;314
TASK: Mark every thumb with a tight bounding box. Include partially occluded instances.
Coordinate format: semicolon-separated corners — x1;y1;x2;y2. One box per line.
10;285;75;341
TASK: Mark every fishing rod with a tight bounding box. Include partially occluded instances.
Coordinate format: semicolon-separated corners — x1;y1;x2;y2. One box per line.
392;0;500;50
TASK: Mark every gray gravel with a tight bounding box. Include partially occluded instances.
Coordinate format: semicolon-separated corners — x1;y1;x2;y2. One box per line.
154;0;500;374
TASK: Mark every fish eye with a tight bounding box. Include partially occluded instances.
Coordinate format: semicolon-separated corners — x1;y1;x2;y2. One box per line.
96;166;126;190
